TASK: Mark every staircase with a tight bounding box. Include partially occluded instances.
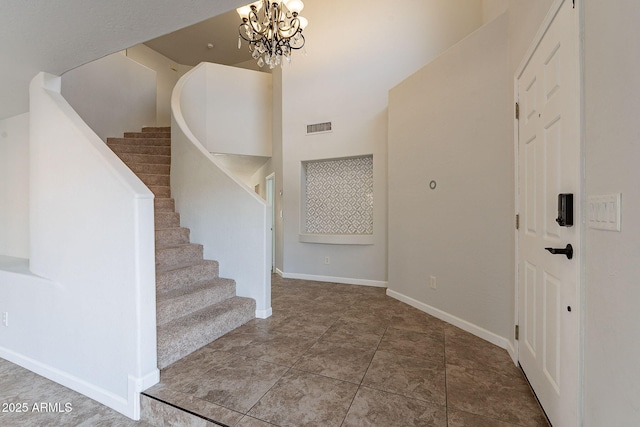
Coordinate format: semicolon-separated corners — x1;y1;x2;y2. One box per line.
107;126;255;369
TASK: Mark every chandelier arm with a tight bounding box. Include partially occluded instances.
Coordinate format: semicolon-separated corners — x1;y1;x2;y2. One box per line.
248;9;267;36
288;32;305;50
276;17;300;39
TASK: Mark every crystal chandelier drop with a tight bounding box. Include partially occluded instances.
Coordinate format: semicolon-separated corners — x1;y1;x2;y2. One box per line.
236;0;308;69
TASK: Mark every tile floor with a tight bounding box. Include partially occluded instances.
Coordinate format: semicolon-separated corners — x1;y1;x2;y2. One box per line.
0;358;152;427
144;275;550;427
0;275;549;426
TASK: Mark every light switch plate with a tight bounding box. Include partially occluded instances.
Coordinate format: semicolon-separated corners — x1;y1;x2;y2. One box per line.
587;194;621;231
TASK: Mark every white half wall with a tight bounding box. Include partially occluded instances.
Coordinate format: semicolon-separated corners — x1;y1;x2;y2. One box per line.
0;113;30;258
0;72;159;419
202;63;272;157
61;52;157;141
388;15;512;340
172;64;272;318
583;0;640;424
279;0;484;283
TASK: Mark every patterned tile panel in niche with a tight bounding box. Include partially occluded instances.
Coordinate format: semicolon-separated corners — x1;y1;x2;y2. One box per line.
305;156;373;234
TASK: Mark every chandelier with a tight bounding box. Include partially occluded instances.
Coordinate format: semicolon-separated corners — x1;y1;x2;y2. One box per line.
236;0;308;69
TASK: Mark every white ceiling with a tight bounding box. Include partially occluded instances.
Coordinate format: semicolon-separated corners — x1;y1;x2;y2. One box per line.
144;9;254;67
0;0;248;120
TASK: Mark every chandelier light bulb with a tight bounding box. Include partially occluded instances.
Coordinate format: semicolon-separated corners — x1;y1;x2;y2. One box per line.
297;16;308;30
284;0;304;15
236;5;251;20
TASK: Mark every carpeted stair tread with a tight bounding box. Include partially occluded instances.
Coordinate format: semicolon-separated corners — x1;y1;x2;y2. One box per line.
129;163;170;176
123;132;171;139
137;173;170;187
108;143;171;156
107;137;171;146
155;211;180;229
157;296;256;369
116;152;171;165
155;227;190;246
156;278;237;326
154;198;175;213
156;260;219;293
149;185;171;198
156;243;203;271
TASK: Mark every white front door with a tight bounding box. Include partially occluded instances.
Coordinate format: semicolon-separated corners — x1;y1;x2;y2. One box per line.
517;1;581;425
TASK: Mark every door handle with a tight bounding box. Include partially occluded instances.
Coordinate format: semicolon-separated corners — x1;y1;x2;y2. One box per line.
545;244;573;260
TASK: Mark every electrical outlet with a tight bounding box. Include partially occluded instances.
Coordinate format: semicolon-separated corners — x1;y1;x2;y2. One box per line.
324;257;330;265
429;276;437;289
2;312;8;327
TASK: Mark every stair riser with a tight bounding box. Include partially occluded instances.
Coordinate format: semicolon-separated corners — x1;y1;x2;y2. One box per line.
157;280;236;326
108;137;170;146
109;144;171;156
156;261;219;293
139;174;170;187
157;297;255;369
129;163;170;176
154;198;175;213
124;133;171;139
155;228;190;246
142;127;171;133
156;244;204;270
117;153;170;165
155;212;180;229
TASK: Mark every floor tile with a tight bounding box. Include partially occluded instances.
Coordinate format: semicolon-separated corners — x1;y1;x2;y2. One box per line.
293;340;376;384
445;325;522;378
160;348;237;391
237;415;278;426
319;319;386;349
362;350;446;405
207;328;318;367
447;408;525;427
389;308;446;335
247;369;358;427
180;356;289;413
446;365;549;426
342;386;446;427
378;327;445;365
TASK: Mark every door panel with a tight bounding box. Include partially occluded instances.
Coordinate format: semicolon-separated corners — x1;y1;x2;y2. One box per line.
517;1;581;425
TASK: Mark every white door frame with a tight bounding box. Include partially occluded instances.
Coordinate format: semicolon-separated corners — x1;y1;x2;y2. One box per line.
265;172;276;272
513;0;584;424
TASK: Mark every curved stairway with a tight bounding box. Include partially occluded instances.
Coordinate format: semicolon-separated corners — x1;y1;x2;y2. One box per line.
107;126;255;369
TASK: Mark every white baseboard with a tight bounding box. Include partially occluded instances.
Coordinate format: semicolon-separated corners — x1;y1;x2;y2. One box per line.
0;346;158;420
255;307;273;319
275;268;285;277
386;289;516;359
278;271;387;288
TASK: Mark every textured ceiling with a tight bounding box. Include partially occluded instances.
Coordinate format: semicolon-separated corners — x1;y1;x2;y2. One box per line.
0;0;248;119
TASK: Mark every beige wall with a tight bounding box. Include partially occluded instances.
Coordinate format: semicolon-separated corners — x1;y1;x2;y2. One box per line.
583;0;640;424
0;113;30;258
126;44;192;126
388;14;512;342
279;0;485;283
